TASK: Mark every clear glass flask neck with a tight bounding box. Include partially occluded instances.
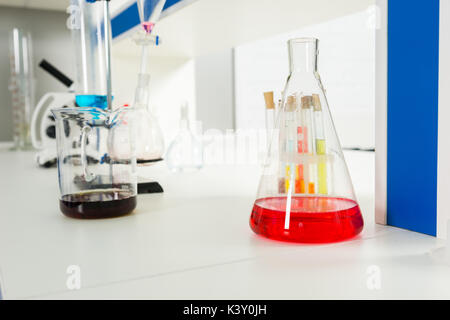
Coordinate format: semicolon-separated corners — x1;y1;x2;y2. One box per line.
180;119;190;131
288;38;318;74
179;102;190;130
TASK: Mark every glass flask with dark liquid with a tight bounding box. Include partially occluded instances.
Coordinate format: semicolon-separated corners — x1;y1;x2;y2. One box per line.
250;38;364;243
52;106;137;219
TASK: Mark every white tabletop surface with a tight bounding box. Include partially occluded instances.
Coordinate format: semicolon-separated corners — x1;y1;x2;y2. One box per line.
1;149;450;300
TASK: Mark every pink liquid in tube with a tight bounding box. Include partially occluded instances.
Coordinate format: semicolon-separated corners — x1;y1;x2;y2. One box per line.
142;22;155;33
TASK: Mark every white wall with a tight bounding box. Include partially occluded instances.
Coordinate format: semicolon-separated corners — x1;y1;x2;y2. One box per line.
112;47;234;146
112;51;196;144
234;8;376;148
195;49;235;131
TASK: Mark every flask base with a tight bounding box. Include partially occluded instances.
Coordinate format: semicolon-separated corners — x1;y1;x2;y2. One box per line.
60;189;136;219
250;196;363;243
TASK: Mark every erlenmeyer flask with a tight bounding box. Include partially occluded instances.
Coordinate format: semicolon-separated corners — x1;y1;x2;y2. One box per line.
166;102;203;172
250;38;363;243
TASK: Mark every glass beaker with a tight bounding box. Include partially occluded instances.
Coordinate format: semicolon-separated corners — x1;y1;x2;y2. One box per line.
52;106;137;219
250;38;364;243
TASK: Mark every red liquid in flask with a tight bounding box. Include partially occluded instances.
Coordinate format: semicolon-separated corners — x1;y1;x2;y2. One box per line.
250;196;363;243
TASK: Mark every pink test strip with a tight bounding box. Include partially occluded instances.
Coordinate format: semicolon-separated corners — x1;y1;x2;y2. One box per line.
297;126;308;153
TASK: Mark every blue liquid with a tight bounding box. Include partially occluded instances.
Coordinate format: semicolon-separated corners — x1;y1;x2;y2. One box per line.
76;95;113;109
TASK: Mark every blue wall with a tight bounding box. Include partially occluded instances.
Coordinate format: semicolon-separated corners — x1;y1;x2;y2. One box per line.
387;0;440;236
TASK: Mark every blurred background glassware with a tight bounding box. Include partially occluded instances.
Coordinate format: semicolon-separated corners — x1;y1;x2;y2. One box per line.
8;28;35;150
52;106;137;219
131;0;167;166
166;102;203;172
133;74;165;165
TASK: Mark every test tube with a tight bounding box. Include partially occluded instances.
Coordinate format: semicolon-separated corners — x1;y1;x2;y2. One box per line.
284;95;297;193
295;95;306;194
263;91;276;140
312;94;327;194
301;95;316;194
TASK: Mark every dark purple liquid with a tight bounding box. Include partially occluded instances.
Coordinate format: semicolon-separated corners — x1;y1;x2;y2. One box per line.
60;190;136;219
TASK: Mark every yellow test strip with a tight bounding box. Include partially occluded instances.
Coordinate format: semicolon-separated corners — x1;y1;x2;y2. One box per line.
316;139;327;194
285;165;299;191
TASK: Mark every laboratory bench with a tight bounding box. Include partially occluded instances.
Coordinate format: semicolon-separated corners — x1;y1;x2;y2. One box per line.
0;149;450;299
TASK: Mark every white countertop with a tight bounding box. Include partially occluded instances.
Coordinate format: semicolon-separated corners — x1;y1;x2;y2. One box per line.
0;150;449;299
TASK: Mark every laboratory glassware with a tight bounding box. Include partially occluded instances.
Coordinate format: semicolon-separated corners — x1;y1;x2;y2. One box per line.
136;0;166;34
250;38;363;243
8;28;35;150
51;0;137;219
166;102;203;172
70;0;111;109
52;106;137;219
131;0;166;164
133;74;165;164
